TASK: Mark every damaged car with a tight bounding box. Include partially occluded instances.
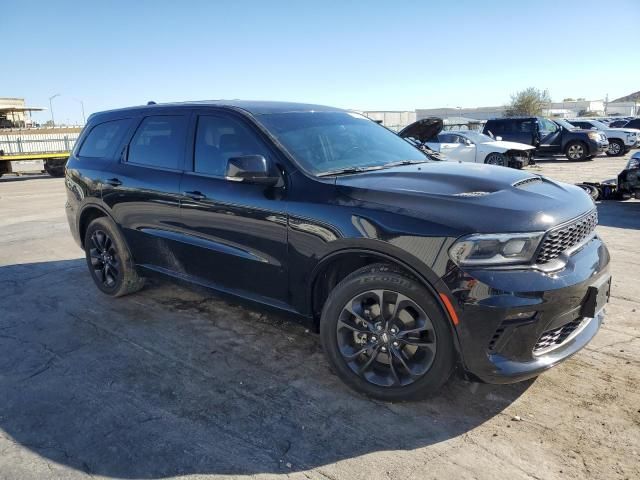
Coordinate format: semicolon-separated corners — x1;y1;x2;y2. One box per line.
399;117;534;169
65;101;611;401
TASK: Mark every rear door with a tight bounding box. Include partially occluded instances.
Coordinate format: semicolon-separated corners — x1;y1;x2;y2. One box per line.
176;110;289;304
101;110;190;272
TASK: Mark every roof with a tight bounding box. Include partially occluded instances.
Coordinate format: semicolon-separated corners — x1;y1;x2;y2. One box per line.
99;100;345;116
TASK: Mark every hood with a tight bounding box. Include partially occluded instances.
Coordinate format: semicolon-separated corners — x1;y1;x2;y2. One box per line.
335;162;594;234
607;127;640;135
398;117;443;144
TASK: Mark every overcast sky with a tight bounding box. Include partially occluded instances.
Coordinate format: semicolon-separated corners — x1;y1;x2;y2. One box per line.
5;0;639;124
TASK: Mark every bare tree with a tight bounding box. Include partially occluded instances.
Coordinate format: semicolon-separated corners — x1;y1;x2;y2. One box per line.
505;88;552;117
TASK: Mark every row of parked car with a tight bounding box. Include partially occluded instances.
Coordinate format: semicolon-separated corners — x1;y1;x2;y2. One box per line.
398;116;640;168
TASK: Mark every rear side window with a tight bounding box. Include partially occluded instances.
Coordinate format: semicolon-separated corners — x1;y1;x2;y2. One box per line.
516;120;535;133
485;121;505;134
128;115;188;169
194;114;270;176
78;119;130;158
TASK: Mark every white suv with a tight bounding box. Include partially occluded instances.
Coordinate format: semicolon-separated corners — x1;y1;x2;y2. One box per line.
567;119;639;156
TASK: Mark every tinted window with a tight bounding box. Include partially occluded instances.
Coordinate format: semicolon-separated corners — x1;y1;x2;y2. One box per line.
485;121;505;134
572;121;592;129
517;120;535;133
194;115;269;176
438;133;462;143
128;115;188;169
78;119;130;158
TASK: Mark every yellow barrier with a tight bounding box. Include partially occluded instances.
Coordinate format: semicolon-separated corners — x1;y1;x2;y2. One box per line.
0;153;70;162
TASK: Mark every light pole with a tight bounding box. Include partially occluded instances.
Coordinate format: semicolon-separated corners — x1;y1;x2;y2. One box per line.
48;94;60;126
72;97;86;124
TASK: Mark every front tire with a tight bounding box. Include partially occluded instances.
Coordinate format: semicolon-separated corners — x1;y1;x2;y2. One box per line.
606;139;625;157
484;152;507;167
84;217;144;297
565;141;588;161
320;264;455;401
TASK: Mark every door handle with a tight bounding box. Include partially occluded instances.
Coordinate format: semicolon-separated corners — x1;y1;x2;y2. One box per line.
183;190;207;200
105;178;122;186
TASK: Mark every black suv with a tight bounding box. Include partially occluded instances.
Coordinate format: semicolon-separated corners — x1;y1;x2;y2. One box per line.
65;101;611;400
483;117;608;161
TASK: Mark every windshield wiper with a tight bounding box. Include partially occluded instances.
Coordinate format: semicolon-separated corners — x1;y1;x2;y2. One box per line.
316;165;384;177
381;159;430;168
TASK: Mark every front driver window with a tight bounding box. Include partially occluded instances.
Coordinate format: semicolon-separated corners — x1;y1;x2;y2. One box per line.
194;114;270;177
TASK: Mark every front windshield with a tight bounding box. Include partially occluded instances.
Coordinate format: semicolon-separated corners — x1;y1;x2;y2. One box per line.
256;111;428;175
456;131;495;143
555;119;576;130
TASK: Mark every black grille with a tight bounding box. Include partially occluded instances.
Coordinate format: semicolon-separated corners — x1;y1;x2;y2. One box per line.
533;319;584;353
535;210;598;264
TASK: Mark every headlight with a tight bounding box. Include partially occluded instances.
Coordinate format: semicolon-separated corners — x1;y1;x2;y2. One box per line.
626;157;640;170
449;232;544;266
587;131;600;140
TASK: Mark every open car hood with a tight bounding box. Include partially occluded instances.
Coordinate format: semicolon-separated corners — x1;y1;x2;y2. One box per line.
398;117;443;144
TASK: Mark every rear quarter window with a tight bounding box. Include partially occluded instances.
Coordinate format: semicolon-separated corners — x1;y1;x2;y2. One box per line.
78;119;131;158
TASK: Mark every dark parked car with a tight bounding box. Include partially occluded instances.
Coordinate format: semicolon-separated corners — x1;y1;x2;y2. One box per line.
65;101;611;400
483;117;608;161
622;118;640;130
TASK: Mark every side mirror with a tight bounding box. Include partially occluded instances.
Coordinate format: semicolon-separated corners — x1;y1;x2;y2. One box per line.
464;139;473;146
225;155;279;186
495;136;503;141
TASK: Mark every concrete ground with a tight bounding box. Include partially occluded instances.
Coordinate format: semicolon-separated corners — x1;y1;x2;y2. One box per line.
0;153;638;480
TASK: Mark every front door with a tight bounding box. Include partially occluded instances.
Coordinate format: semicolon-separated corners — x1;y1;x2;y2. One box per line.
177;111;289;304
537;118;562;153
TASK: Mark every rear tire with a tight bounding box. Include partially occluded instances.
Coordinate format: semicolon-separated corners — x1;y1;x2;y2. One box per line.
565;141;588;161
320;264;455;401
606;139;625;157
84;217;144;297
44;159;66;177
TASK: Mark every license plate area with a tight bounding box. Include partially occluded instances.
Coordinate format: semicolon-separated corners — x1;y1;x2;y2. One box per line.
580;277;611;319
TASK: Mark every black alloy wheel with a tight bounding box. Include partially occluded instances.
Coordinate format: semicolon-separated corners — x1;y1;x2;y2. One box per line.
84;216;144;297
320;264;454;400
336;289;437;387
89;229;120;289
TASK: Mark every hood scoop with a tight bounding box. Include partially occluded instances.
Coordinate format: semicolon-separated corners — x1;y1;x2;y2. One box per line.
512;176;543;188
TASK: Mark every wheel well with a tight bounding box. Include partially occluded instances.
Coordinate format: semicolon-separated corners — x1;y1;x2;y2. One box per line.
78;207;107;248
310;252;418;330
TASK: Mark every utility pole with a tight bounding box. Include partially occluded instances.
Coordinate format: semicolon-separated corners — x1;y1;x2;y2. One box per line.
73;98;86;124
48;94;60;126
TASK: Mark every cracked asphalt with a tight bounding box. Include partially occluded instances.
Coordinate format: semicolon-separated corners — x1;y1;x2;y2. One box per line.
0;153;639;480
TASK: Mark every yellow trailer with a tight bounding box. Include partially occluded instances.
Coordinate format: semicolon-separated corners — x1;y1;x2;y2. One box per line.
0;127;81;177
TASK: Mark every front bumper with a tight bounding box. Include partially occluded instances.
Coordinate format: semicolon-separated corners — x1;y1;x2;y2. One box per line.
439;234;611;384
591;138;609;153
